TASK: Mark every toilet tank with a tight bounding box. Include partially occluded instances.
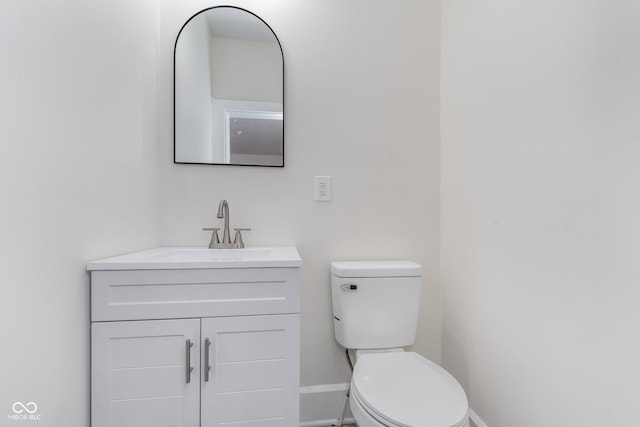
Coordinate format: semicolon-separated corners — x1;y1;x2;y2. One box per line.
331;261;422;350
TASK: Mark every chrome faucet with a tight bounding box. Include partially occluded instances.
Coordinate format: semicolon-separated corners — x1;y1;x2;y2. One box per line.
217;199;231;245
202;199;250;249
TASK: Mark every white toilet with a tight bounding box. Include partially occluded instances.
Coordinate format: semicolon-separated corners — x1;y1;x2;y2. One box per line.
331;261;469;427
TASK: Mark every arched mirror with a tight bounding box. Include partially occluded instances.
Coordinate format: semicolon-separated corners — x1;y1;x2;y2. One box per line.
174;6;284;167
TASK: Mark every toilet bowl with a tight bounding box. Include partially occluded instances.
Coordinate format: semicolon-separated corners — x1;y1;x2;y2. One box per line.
349;352;469;427
330;261;469;427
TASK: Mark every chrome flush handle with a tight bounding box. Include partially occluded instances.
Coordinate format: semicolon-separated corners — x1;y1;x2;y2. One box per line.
340;283;358;291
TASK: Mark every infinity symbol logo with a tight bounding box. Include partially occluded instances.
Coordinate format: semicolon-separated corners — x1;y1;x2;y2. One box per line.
12;402;38;414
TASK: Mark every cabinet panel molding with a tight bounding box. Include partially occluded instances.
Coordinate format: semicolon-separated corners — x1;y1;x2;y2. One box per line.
91;267;300;321
201;314;300;426
91;319;201;427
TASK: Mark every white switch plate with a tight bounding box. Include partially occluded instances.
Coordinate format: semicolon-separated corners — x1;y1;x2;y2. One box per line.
314;176;331;201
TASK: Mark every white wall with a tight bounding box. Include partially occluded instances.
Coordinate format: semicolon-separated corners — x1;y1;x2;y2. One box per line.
0;1;160;426
441;1;640;425
159;0;441;387
175;13;214;163
210;37;282;101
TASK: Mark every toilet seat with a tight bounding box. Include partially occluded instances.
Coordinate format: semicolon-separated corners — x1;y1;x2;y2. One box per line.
351;352;469;427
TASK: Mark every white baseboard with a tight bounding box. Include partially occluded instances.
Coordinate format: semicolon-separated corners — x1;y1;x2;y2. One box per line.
300;383;487;427
300;420;355;427
300;383;354;426
469;408;489;427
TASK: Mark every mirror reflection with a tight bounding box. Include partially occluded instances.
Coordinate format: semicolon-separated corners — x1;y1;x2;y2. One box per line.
174;6;284;167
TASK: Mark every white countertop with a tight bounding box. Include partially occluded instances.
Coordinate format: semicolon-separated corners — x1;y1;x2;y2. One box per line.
87;246;302;271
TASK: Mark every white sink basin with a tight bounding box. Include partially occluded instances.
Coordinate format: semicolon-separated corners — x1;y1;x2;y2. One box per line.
146;247;272;262
87;246;301;270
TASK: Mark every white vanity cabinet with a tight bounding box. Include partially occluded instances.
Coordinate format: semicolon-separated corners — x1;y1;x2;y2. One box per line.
88;247;301;427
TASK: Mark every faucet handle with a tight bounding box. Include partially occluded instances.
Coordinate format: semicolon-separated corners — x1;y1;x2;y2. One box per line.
202;227;220;248
233;228;251;249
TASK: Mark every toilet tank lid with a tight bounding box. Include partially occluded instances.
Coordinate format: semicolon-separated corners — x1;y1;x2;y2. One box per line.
330;261;421;278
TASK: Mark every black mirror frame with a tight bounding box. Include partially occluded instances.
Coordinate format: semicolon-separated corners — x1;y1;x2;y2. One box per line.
173;6;285;167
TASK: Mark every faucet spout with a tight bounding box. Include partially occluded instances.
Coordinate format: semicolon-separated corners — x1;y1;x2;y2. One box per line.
203;199;250;248
217;200;231;244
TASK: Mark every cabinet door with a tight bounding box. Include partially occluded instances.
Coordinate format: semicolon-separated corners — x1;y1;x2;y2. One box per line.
92;319;200;427
201;314;300;427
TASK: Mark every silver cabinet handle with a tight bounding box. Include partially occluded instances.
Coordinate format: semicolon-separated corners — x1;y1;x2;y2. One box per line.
185;339;194;384
204;338;212;382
